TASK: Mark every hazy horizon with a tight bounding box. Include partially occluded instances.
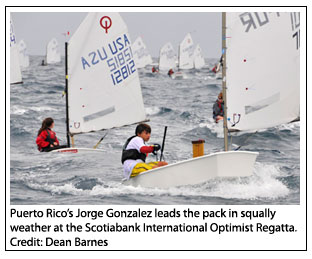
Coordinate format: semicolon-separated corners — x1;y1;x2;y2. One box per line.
11;12;222;58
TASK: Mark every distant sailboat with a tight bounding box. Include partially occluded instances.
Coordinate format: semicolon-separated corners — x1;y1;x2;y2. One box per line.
18;40;30;68
45;38;61;64
193;44;205;69
132;36;153;68
52;13;147;153
158;42;176;71
10;17;22;84
125;12;299;188
178;33;194;70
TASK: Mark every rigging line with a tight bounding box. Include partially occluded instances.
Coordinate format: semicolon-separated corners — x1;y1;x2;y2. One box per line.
93;130;109;149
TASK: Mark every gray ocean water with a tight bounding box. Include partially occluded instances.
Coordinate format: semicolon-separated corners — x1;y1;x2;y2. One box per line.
10;56;300;205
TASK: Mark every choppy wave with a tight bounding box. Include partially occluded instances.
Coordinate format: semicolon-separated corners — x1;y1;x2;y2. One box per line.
10;56;300;205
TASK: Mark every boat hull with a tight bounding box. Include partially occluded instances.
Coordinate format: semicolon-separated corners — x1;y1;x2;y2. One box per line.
124;151;258;188
51;147;105;153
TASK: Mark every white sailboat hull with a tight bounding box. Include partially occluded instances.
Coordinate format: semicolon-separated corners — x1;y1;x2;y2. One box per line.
51;147;106;153
171;71;186;80
124;151;258;188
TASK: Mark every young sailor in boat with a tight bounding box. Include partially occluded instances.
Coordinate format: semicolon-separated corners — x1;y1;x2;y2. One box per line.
212;92;224;123
36;117;67;152
122;123;168;179
152;66;159;73
212;55;223;73
168;68;174;77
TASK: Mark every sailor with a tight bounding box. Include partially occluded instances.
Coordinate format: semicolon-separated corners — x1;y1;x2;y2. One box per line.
212;92;224;123
121;123;168;179
41;60;45;66
212;55;223;73
36;117;67;152
152;66;159;73
168;68;174;77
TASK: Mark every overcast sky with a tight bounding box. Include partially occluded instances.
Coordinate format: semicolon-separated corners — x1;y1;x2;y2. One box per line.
11;12;221;58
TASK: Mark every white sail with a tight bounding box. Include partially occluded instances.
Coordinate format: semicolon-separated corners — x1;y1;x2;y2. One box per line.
193;44;205;69
67;13;147;135
178;33;194;69
10;18;22;84
18;40;30;68
46;38;61;64
132;36;152;68
226;12;300;131
159;42;176;70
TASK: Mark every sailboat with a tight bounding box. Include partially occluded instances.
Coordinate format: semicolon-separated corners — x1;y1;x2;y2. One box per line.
226;12;300;132
132;36;153;68
18;40;30;68
10;17;22;84
193;44;205;69
45;38;61;64
125;12;300;188
178;33;194;70
158;42;176;71
52;13;147;153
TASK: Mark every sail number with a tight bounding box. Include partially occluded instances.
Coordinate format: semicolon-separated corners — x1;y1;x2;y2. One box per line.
239;12;300;50
80;34;136;86
10;21;16;47
109;48;136;85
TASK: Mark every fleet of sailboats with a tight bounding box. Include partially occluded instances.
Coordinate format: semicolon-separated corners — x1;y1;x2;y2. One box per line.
10;12;300;188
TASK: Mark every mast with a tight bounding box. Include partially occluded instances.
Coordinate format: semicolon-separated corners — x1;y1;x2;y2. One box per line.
222;12;229;151
65;42;70;147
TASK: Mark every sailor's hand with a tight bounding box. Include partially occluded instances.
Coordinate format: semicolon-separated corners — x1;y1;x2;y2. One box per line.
53;142;58;146
152;144;161;154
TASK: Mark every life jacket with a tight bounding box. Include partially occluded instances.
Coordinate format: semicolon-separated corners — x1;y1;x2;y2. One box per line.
213;100;224;119
121;136;147;164
37;128;57;151
168;69;174;76
45;129;57;144
217;100;223;111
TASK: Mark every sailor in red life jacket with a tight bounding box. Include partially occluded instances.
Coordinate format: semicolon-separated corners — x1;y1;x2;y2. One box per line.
168;68;174;77
121;123;168;179
212;55;223;73
36;117;66;152
152;66;159;73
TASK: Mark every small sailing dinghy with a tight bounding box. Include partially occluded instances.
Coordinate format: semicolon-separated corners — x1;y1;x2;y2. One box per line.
52;13;147;153
45;38;61;64
178;33;194;70
132;36;153;68
158;42;176;71
18;40;30;69
10;17;22;84
125;12;300;188
193;44;205;69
